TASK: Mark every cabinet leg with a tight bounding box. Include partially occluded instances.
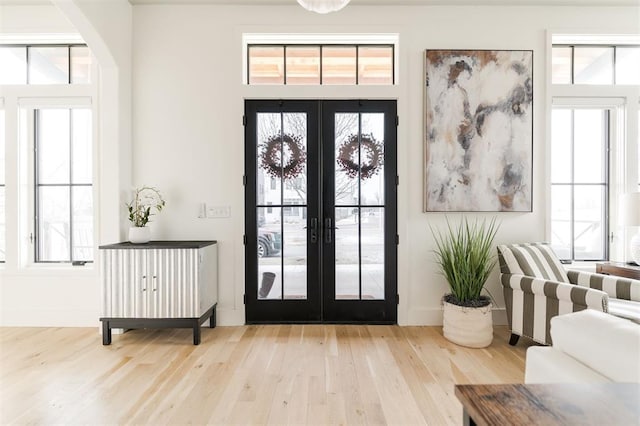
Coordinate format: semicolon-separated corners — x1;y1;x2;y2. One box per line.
210;306;216;328
193;321;201;345
102;321;112;345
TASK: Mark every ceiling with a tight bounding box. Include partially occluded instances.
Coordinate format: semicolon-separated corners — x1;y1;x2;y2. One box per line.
127;0;640;5
0;0;638;6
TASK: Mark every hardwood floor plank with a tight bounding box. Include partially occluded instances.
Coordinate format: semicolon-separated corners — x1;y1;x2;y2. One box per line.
0;325;529;425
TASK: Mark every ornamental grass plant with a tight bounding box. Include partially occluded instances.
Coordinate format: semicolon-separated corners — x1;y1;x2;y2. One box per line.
431;217;499;307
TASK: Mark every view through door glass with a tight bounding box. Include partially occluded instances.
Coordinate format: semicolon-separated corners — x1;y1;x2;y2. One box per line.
245;100;396;323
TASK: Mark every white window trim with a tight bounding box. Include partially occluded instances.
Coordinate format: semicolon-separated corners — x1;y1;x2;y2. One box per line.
242;32;400;85
0;86;98;274
550;100;621;260
546;30;640;263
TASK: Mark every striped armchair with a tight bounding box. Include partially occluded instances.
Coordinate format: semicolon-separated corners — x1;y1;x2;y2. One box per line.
497;243;640;346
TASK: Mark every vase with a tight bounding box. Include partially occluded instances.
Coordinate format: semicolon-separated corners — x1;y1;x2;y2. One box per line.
442;300;493;348
128;226;151;244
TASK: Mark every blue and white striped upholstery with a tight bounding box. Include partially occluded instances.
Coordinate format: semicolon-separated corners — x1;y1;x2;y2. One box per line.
498;243;640;345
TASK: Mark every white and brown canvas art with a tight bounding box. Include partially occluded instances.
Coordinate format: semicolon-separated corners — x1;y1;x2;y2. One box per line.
424;50;533;212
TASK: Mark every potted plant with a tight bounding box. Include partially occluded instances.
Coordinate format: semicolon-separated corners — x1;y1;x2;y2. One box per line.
126;186;165;244
431;217;499;348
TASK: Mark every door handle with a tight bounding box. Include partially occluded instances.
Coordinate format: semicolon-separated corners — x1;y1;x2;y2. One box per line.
325;218;332;244
309;218;318;244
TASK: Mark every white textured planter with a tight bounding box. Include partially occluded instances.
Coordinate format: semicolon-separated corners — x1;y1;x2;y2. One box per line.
442;301;493;348
128;226;151;244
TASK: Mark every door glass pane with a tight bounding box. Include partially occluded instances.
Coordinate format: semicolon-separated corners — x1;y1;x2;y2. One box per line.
72;186;93;261
573;47;613;85
283;208;307;299
29;46;70;84
551;109;572;183
257;113;282;206
360;113;385;205
285;46;320;85
0;47;27;84
72;109;92;184
38;186;70;262
574;185;605;260
249;46;284;85
574;109;605;184
616;47;640;85
282;113;307;205
322;46;356;85
335;113;359;205
258;206;282;299
361;208;384;300
38;109;70;184
551;47;572;84
71;46;92;84
335;207;359;299
358;46;393;85
551;185;571;260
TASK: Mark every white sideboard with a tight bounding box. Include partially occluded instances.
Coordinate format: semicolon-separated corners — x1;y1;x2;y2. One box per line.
99;240;217;345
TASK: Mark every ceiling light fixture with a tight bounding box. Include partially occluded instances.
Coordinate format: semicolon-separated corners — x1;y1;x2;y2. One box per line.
297;0;351;14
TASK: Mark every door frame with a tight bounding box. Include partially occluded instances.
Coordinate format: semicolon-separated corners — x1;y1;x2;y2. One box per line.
244;99;397;324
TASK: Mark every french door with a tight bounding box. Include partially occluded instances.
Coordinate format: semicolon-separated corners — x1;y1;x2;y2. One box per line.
244;100;397;323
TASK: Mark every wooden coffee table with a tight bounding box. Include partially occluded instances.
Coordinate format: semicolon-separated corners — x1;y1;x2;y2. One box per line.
455;383;639;426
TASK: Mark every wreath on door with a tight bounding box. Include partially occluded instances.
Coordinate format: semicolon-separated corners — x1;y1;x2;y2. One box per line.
336;134;384;180
259;133;306;180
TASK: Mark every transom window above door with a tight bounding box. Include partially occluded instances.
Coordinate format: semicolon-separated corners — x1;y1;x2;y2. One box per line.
243;34;398;86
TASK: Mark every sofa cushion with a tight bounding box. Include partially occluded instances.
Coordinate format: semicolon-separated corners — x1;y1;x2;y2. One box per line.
608;298;640;324
525;346;611;383
497;243;570;283
551;309;640;382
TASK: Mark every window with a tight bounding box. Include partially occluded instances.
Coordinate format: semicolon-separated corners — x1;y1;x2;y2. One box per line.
247;44;394;85
0;108;5;262
551;108;610;261
0;44;91;85
34;108;93;262
550;34;639;263
552;44;640;85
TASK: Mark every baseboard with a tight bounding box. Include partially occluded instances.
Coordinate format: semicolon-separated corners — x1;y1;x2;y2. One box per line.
215;307;245;326
0;307;100;327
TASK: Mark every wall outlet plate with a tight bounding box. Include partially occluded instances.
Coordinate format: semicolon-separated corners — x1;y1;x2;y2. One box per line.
206;206;231;218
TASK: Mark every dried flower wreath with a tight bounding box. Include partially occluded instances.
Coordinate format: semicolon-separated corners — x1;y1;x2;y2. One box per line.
336;134;384;180
259;133;306;180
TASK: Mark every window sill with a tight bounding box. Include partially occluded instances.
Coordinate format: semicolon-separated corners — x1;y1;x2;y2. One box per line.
562;261;598;273
0;263;96;277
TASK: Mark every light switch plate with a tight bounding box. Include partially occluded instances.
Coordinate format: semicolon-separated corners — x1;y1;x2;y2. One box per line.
206;206;231;218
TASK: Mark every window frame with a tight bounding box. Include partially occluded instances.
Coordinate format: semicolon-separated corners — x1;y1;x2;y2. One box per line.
0;43;91;85
32;107;93;264
14;95;96;269
552;43;640;86
246;42;396;86
550;104;612;261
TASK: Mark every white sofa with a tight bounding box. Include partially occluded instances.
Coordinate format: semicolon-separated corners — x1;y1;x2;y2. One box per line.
525;309;640;383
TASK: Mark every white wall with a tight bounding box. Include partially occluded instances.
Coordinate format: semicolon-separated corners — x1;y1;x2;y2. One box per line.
1;2;638;326
0;1;132;326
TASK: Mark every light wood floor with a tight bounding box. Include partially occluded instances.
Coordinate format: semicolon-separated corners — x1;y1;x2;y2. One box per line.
0;325;533;425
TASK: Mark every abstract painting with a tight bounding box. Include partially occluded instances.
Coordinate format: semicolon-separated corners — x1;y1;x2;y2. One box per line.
424;50;533;212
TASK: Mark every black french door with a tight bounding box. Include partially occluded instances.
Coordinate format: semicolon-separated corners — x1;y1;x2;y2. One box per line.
244;100;397;323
